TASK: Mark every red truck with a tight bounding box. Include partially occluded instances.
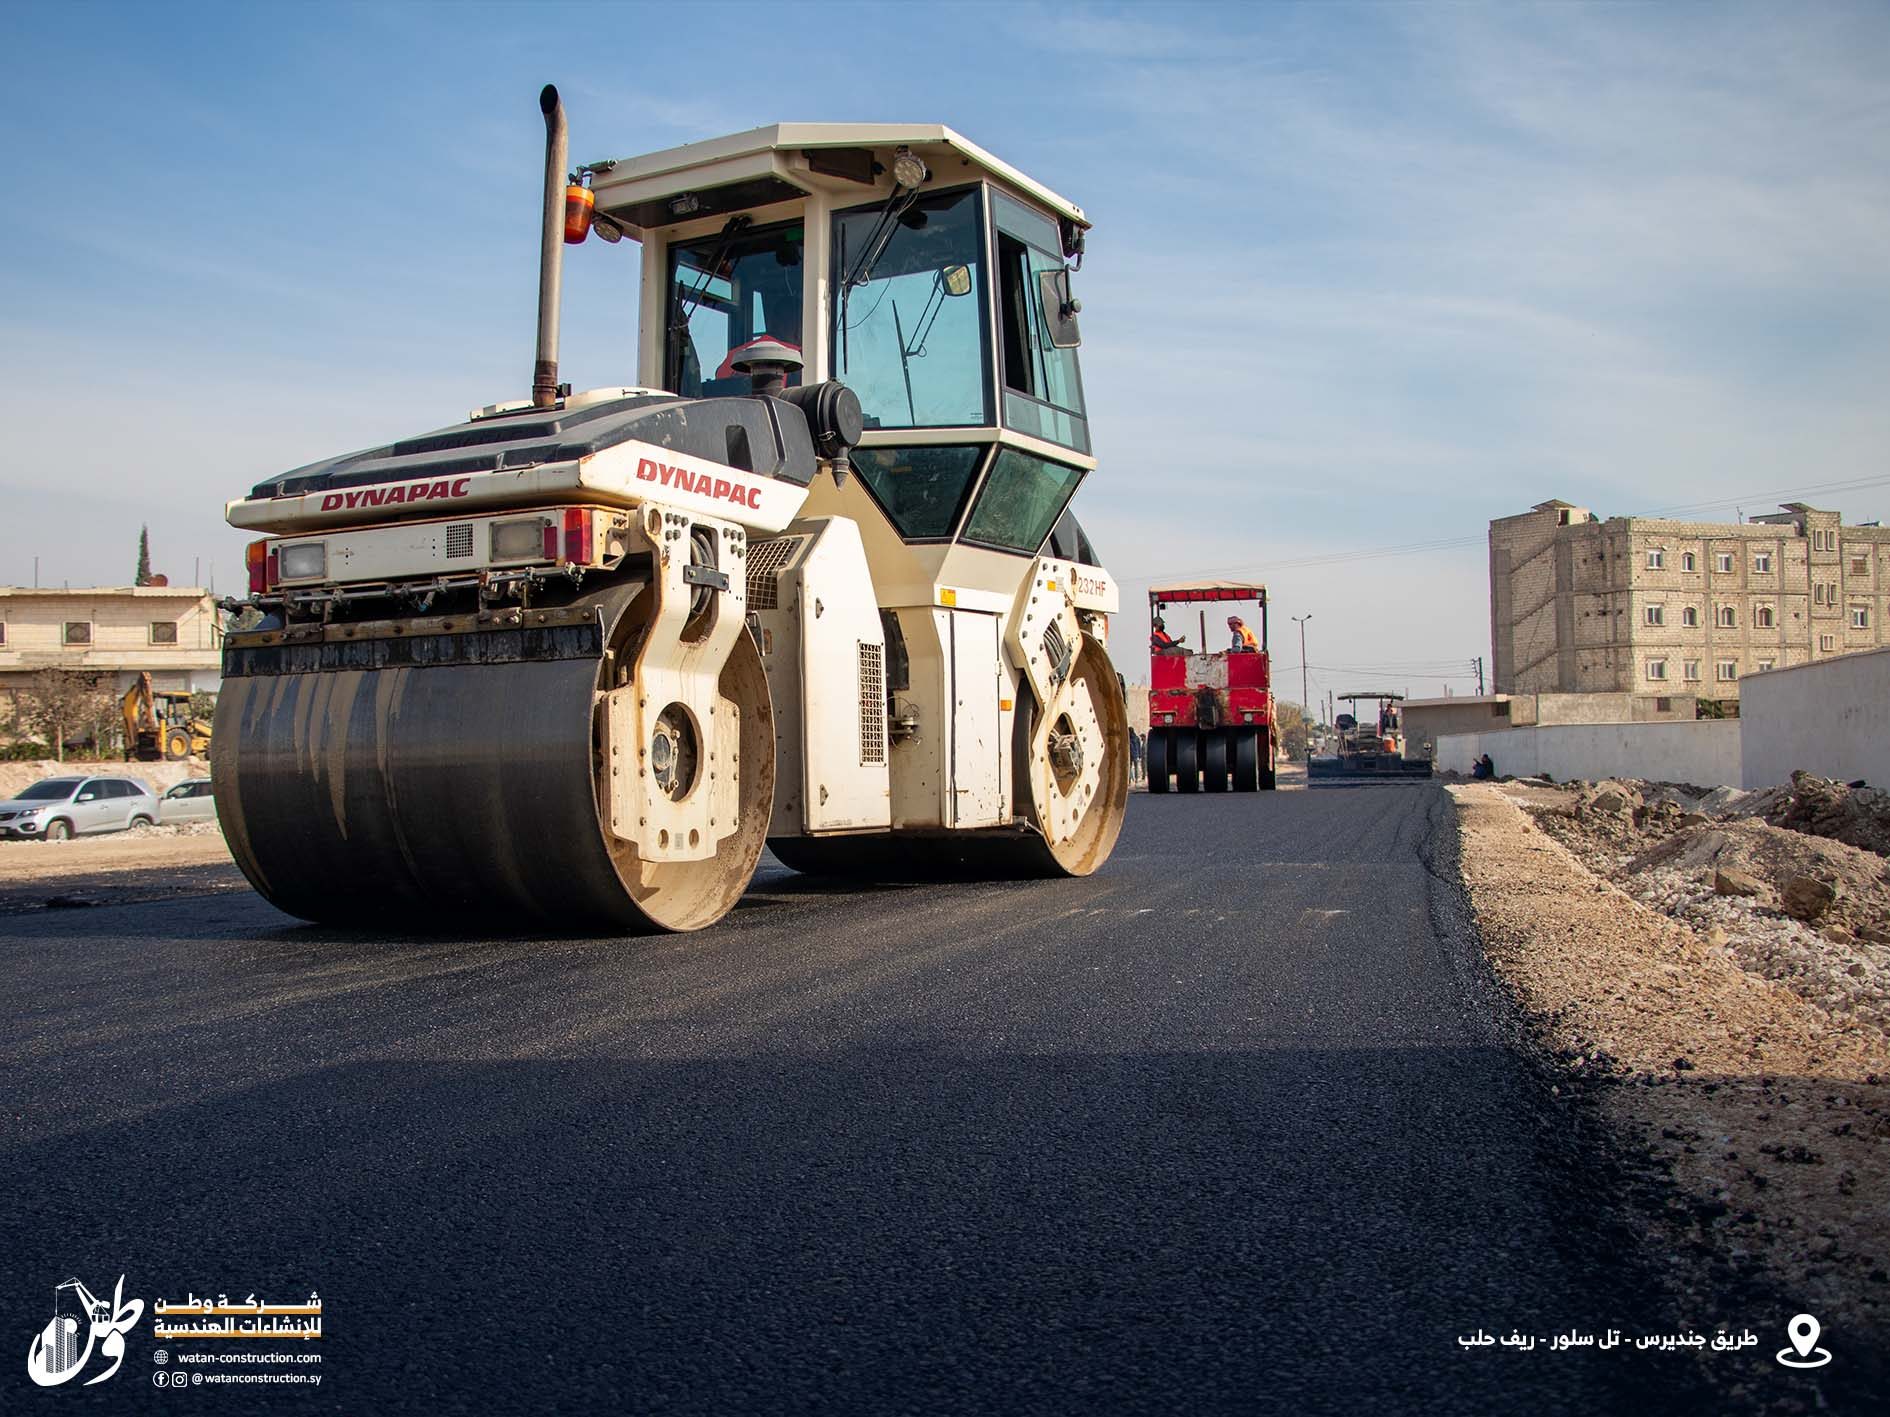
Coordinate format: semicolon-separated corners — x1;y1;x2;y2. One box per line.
1145;581;1278;792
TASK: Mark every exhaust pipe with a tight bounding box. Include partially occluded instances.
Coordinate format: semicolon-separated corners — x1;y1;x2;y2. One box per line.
532;84;568;409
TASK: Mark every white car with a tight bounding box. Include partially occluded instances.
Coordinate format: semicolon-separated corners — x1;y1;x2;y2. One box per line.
0;776;159;841
158;779;218;824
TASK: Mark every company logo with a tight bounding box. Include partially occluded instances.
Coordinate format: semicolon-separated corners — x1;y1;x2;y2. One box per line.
319;477;472;512
26;1276;143;1387
1776;1313;1831;1369
635;457;764;510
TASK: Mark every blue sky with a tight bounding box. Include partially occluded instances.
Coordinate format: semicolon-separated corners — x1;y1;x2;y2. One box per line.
4;1;1887;702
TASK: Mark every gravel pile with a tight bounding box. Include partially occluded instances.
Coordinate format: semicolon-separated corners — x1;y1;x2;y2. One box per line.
1527;780;1890;1045
123;819;224;839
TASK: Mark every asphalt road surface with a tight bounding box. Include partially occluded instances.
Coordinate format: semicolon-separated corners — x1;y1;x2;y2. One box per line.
3;783;1712;1414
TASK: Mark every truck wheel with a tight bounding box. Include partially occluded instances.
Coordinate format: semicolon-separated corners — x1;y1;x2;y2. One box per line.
1260;762;1278;790
1232;729;1260;791
1202;730;1229;792
164;729;192;761
1174;730;1201;793
1146;727;1170;793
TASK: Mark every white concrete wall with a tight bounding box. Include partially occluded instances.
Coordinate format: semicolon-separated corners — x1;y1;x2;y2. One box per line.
1437;720;1743;787
1739;648;1890;790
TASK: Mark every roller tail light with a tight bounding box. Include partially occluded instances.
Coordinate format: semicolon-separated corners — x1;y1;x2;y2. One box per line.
563;507;592;564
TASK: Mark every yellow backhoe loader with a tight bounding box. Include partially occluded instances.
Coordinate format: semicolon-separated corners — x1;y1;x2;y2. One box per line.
122;673;211;762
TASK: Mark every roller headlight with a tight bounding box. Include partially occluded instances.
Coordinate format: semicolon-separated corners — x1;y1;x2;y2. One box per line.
278;542;327;581
490;517;550;562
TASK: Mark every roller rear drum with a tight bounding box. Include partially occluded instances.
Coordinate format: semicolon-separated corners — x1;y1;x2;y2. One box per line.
213;589;773;933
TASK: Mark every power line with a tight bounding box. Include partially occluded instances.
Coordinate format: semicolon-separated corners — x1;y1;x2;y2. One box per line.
1116;470;1890;586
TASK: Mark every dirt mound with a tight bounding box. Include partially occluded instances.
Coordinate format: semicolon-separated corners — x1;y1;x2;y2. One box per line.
1530;796;1890;1041
1757;770;1890;856
0;758;205;800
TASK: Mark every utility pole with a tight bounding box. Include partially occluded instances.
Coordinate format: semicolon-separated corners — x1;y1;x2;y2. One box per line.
1291;614;1312;721
1475;656;1485;696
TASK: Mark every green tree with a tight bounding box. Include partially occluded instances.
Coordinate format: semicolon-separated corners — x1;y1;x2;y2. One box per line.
135;525;152;586
1275;700;1310;759
13;669;117;762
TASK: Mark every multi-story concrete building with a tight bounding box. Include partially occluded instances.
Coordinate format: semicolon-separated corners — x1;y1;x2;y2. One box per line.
0;585;222;715
1490;500;1890;701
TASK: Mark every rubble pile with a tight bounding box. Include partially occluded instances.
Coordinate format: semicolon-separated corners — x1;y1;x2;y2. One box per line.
1526;778;1890;1041
1756;771;1890;856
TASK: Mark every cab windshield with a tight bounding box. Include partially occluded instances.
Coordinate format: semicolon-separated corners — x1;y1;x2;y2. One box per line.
833;187;990;430
666;220;805;398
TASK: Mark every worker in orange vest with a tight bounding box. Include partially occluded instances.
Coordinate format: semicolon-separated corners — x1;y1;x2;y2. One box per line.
1227;615;1259;652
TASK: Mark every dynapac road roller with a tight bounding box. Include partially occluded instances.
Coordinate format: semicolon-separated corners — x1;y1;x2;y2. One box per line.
212;89;1128;932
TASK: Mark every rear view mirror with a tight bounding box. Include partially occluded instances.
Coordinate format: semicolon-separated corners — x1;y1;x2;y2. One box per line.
77;792;96;802
1037;267;1081;348
942;264;972;297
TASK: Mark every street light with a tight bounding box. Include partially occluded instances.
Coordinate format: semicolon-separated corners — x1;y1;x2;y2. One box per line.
1291;613;1312;755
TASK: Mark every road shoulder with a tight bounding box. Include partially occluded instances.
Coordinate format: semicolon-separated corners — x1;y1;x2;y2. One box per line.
1451;782;1889;1404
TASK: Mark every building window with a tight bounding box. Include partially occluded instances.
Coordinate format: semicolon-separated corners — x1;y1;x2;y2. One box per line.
1681;551;1697;572
1753;552;1772;573
1757;659;1775;672
63;622;91;645
1853;556;1869;575
1681;606;1699;627
1853;607;1871;629
1644;605;1665;626
1814;584;1826;605
150;621;179;645
1716;605;1737;628
1683;659;1701;682
1646;548;1665;569
1646;658;1668;681
1715;552;1734;573
0;622;6;646
1717;660;1738;682
1655;696;1672;713
1819;634;1836;652
1754;605;1774;628
1812;529;1831;551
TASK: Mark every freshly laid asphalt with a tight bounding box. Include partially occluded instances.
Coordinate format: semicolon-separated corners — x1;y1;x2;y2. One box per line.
2;781;1721;1414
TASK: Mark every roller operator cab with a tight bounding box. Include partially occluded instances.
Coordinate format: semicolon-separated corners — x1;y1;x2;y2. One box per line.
214;95;1129;933
1144;582;1279;793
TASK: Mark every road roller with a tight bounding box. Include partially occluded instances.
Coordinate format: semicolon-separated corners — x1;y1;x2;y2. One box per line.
212;89;1129;932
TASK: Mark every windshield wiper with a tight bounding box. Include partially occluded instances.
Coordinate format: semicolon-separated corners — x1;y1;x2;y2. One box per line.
671;215;752;335
836;184;921;372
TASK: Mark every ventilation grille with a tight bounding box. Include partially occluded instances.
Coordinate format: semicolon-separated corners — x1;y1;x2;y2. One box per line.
1042;618;1072;688
444;523;475;559
745;535;804;610
858;641;886;765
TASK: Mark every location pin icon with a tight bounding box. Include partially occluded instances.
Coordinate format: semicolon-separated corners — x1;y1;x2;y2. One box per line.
1788;1314;1819;1358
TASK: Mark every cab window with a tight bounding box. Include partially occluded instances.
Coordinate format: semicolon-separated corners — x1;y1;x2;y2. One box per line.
848;446;985;541
993;192;1088;454
961;448;1085;555
666;220;804;398
833;187;990;430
